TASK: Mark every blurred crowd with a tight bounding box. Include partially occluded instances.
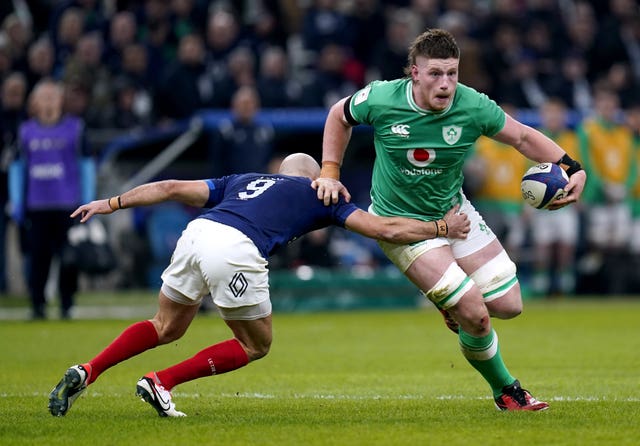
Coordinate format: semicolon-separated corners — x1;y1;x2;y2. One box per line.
2;0;640;127
1;0;640;299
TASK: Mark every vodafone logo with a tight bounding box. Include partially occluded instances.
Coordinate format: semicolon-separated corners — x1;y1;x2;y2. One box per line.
407;148;436;167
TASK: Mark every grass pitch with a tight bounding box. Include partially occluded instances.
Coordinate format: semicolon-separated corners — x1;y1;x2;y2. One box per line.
1;297;639;445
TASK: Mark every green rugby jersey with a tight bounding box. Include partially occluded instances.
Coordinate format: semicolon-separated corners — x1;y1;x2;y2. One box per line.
347;78;505;220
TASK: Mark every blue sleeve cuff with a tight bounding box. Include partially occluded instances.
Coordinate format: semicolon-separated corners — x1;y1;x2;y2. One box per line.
8;159;25;219
80;157;96;203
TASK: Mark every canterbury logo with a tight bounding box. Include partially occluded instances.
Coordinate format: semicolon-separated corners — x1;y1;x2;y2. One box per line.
391;124;410;137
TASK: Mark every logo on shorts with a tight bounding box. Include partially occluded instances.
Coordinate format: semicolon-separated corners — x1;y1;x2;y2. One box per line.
229;272;248;297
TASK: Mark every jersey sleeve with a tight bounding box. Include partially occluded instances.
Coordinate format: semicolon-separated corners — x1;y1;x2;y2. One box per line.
203;176;229;208
331;201;359;227
347;81;380;126
475;91;506;136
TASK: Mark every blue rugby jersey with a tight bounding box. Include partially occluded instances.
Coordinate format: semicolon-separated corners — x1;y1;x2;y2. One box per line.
199;173;358;258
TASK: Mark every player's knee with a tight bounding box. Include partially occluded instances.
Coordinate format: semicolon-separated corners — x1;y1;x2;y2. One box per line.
244;337;272;361
469;250;520;316
451;290;492;336
157;326;187;344
152;318;188;344
486;286;523;319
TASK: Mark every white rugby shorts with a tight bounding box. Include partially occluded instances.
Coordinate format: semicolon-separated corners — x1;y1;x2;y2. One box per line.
161;218;270;309
376;193;497;272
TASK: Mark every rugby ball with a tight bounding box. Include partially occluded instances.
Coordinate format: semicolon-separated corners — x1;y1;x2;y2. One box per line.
521;163;569;209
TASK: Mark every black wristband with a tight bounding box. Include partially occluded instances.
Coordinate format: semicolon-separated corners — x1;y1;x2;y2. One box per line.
556;154;583;177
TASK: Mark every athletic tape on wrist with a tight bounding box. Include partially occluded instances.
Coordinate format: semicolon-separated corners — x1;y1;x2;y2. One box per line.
556;154;583;177
320;161;341;180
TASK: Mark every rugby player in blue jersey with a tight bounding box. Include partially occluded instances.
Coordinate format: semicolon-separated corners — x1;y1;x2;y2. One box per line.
48;152;470;417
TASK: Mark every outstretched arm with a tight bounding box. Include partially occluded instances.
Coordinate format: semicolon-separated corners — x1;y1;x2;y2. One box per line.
311;97;353;205
71;180;210;223
345;205;470;244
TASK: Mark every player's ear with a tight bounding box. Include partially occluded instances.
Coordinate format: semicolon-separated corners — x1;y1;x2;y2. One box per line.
411;65;419;81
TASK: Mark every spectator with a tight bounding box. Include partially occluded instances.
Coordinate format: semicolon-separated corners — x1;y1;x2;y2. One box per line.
52;7;85;75
563;1;599;81
116;43;156;120
438;10;490;94
300;0;354;54
545;50;593;117
482;22;524;101
243;0;289;49
104;11;138;75
522;19;559;81
604;62;639;109
300;43;359;108
8;79;95;319
591;0;638;80
104;76;151;129
409;0;441;30
62;72;92;121
0;0;50;38
226;46;257;90
141;2;176;73
49;0;106;38
119;43;152;87
168;0;204;41
64;31;112;127
623;15;640;82
369;8;416;82
204;8;254;105
349;0;387;67
256;46;301;108
210;85;274;176
0;33;13;82
528;97;582;296
154;33;207;122
2;13;31;72
577;85;636;294
0;72;27;293
24;37;56;91
501;50;548;109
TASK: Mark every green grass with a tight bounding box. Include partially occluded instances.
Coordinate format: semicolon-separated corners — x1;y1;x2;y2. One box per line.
1;298;639;445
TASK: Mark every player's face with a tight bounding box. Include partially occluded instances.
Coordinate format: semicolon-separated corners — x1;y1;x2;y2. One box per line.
411;56;458;111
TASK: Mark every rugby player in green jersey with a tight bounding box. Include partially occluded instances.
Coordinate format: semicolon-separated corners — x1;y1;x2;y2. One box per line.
313;29;587;411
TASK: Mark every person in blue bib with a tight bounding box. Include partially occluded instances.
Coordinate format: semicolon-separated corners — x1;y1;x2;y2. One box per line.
313;29;588;411
9;79;95;320
48;152;470;418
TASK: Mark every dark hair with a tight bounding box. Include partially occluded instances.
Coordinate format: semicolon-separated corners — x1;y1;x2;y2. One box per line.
403;29;460;76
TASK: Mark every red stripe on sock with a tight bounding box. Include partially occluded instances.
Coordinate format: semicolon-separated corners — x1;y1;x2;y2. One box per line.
156;339;249;390
87;320;159;384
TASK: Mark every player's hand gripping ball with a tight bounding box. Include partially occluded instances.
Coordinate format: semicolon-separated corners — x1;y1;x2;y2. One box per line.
521;163;569;209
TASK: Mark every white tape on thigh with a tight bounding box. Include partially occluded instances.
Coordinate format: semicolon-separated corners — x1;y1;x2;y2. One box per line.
423;262;473;310
469;250;517;302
